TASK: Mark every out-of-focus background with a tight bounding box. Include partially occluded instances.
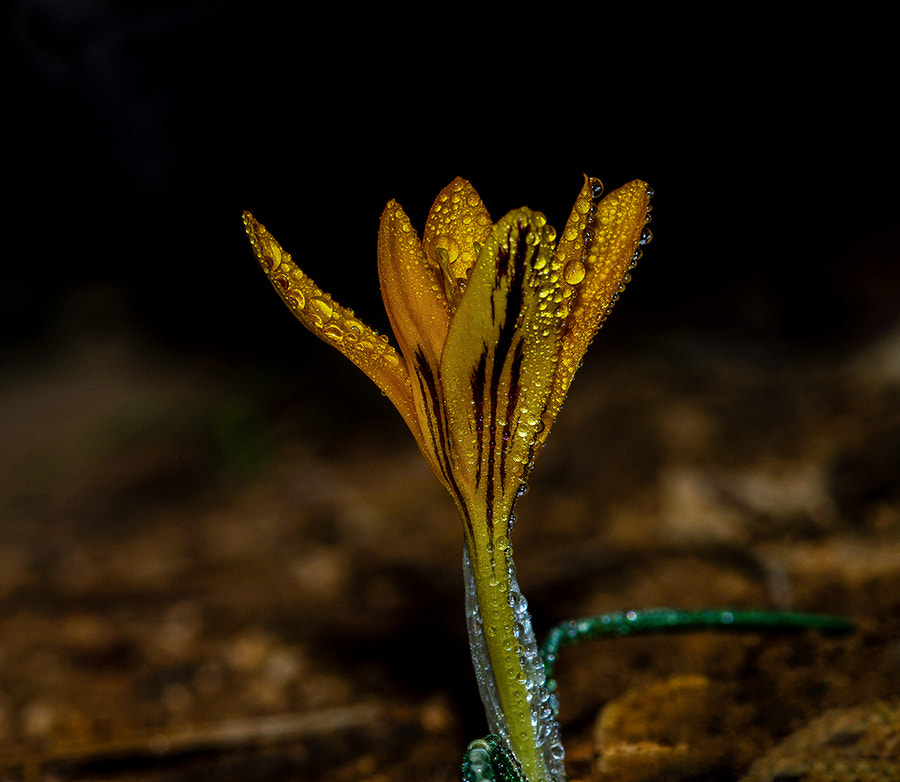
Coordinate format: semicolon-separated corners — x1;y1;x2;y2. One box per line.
3;3;899;780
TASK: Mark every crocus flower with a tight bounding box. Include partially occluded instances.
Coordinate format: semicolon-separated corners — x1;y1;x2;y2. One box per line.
244;175;651;782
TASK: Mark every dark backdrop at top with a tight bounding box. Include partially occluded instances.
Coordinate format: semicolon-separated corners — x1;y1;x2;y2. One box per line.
6;2;897;368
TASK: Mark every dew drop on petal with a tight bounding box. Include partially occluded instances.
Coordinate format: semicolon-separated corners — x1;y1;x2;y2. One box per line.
563;260;586;285
323;324;343;341
309;297;333;320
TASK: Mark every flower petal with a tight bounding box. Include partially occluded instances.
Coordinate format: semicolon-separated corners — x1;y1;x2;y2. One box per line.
421;177;494;308
376;199;452;370
440;208;563;540
540;177;652;446
243;211;418;432
376;199;460;489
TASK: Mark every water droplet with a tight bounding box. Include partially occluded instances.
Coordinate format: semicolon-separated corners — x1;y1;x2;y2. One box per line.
563;260;586;285
323;324;343;341
309;297;333;320
589;177;604;199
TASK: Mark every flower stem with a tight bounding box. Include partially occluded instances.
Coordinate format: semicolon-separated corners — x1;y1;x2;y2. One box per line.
463;540;564;782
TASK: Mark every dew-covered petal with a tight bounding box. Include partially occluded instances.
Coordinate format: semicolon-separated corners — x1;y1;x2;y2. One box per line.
243;211;419;434
421;177;494;309
376;199;452;370
440;208;564;542
540;177;652;447
375;199;460;488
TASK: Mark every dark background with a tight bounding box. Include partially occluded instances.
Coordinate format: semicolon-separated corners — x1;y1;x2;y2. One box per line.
6;2;897;369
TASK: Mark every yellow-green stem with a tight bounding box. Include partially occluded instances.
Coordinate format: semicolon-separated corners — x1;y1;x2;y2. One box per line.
464;528;563;782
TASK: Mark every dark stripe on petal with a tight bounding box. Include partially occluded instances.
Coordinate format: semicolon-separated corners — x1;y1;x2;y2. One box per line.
414;349;473;539
482;224;530;537
470;350;487;488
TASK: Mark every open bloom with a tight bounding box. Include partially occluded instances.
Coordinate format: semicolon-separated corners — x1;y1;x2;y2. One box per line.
243;176;651;781
244;176;650;537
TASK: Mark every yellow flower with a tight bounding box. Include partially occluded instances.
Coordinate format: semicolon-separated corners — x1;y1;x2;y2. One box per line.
243;176;651;781
244;176;650;532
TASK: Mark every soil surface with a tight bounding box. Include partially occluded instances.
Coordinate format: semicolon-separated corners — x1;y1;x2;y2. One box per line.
1;304;899;782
